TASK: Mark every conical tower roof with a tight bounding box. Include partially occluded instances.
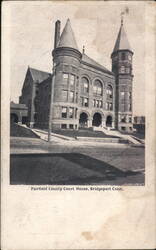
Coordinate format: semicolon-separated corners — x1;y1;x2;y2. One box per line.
113;23;132;53
57;19;79;50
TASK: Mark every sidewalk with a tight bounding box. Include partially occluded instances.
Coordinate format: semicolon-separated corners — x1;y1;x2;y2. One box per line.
10;136;130;154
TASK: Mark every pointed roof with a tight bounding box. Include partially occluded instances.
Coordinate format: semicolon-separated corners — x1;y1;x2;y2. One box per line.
57;18;79;50
29;67;51;83
113;23;132;53
82;53;114;75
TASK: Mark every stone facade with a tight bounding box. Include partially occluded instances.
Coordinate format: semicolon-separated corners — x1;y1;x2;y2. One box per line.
19;18;133;132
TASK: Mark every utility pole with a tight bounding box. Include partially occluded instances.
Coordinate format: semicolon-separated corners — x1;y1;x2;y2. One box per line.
48;64;56;142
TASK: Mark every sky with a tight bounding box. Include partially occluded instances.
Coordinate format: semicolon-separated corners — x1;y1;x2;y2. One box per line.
5;1;145;116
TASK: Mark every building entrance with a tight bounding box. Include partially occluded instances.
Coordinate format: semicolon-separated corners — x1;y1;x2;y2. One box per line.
79;112;88;128
92;112;102;127
106;115;112;127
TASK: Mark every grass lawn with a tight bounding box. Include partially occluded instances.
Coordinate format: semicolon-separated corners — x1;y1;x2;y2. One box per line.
10;145;145;185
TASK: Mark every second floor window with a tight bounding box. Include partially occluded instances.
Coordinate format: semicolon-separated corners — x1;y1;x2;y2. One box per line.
69;107;74;118
84;98;89;107
62;107;67;118
81;97;89;107
106;102;113;110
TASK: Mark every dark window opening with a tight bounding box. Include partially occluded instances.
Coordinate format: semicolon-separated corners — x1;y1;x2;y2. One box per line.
69;124;74;129
121;52;126;60
61;124;67;129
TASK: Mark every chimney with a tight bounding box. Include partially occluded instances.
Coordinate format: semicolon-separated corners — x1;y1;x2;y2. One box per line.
54;20;61;49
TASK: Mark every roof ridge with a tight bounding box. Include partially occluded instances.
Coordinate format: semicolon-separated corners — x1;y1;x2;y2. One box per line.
29;67;51;75
82;53;113;75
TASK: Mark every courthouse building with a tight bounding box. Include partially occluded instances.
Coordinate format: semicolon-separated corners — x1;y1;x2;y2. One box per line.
19;18;133;132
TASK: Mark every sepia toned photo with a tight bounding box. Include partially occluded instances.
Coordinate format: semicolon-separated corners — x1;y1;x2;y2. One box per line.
9;2;146;186
2;1;156;250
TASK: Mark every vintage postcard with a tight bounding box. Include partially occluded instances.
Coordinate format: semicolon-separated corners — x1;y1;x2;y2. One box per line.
1;1;156;249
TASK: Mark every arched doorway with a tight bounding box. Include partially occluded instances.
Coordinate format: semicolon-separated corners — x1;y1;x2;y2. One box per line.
11;113;18;123
106;115;112;127
79;112;88;128
92;112;102;127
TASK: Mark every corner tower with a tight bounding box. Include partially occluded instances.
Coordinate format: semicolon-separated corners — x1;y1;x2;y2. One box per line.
111;18;133;133
51;19;82;130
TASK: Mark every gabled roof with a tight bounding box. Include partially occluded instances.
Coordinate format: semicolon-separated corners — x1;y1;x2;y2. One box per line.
82;53;113;75
57;19;79;50
113;23;132;53
29;67;51;83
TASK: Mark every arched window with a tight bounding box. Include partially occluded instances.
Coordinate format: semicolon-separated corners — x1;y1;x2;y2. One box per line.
93;79;102;96
106;85;113;98
82;77;89;93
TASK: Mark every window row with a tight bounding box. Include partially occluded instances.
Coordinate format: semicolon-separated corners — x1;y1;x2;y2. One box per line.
61;124;77;129
63;73;77;87
119;115;132;123
120;91;132;99
62;107;77;119
64;75;113;98
80;97;89;107
120;104;132;112
81;77;113;98
62;90;78;103
93;99;103;108
120;66;131;74
106;102;113;111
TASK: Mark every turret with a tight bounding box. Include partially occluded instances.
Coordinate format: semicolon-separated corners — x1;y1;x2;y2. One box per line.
111;16;133;133
51;19;82;130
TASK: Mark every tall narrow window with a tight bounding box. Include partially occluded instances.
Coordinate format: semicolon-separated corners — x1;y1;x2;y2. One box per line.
76;93;78;103
99;100;103;108
62;90;68;102
63;73;68;86
69;91;74;102
70;75;75;87
69;107;74;118
121;52;125;60
128;92;132;99
93;99;96;107
128;104;132;111
82;77;89;93
62;107;67;118
93;80;102;96
84;98;89;107
80;97;83;106
106;85;113;98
